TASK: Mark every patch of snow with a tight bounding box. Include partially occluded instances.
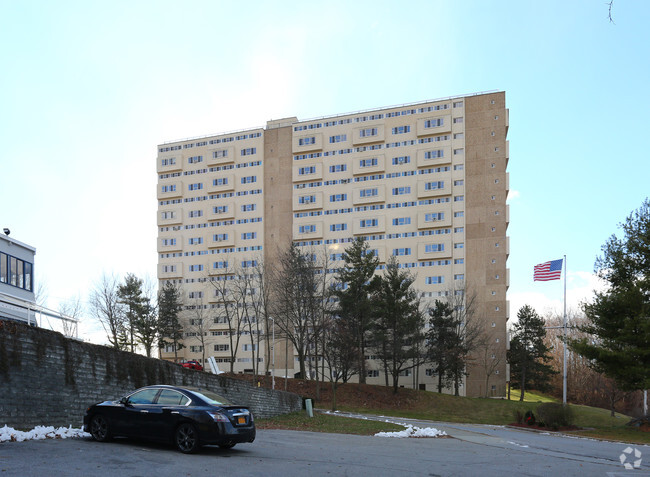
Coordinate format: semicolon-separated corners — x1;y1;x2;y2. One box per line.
375;425;447;438
0;425;90;443
507;441;529;448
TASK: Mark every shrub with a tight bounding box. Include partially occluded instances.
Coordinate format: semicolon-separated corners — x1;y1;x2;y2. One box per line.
524;410;536;426
514;410;524;424
536;403;574;430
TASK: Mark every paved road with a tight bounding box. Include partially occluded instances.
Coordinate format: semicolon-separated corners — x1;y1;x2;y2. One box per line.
1;417;649;476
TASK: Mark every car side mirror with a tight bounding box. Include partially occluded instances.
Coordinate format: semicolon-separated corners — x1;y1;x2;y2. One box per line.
120;397;131;407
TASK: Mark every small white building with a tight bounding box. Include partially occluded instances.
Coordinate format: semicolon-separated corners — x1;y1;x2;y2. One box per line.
0;231;37;324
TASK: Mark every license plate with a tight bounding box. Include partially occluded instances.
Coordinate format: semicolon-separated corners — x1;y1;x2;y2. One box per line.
237;417;246;425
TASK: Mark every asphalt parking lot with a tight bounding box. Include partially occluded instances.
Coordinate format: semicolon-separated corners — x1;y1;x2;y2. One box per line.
1;419;649;476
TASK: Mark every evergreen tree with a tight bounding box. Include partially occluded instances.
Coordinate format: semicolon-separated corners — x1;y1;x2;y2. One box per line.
158;281;185;361
508;305;556;401
427;300;458;393
332;237;379;383
369;256;425;393
569;198;650;392
117;273;147;353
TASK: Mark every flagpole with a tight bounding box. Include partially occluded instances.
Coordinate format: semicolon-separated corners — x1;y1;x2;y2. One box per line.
563;254;567;406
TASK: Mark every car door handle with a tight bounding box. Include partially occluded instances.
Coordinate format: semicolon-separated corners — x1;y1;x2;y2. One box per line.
171;411;180;414
140;410;149;413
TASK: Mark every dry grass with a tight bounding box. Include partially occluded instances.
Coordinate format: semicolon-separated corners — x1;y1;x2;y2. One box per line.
229;374;650;444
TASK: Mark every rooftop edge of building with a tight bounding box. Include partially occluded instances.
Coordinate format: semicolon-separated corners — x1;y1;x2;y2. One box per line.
158;90;503;147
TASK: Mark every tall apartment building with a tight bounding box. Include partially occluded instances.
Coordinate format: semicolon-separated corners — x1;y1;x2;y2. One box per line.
157;91;509;397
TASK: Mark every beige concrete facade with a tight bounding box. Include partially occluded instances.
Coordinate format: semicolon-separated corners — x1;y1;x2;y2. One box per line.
156;91;509;396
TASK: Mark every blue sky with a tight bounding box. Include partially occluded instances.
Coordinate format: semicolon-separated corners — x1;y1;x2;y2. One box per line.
1;1;648;341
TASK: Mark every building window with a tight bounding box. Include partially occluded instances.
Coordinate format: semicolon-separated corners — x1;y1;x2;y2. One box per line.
454;196;464;202
162;238;177;246
426;276;444;284
329;164;347;173
190;346;203;353
392;156;410;165
213;233;228;242
330;223;347;232
425;244;445;253
213;149;228;159
188;183;203;191
329;134;347;143
393;248;411;256
241;260;258;268
454;259;464;264
188;155;203;164
453;101;463;108
241;204;256;212
299;195;316;204
359;128;378;138
161;157;176;166
213;261;228;269
188;237;203;245
298;137;316;146
359;158;378;168
392;217;411;226
188;210;203;218
214;344;229;352
424;118;443;128
298;166;316;175
453;117;463;123
161;185;176;193
360;218;378;228
299;225;316;234
425;181;444;191
454;274;465;280
424;150;444;159
188;291;203;299
391;125;410;134
241;148;257;156
189;264;204;272
213;178;228;186
359;188;378;198
392;186;411;195
454;211;464;217
241;176;256;184
241;232;257;240
329;193;347;202
425;212;444;222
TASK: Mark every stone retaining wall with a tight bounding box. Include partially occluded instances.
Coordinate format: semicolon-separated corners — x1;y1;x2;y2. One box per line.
0;319;302;429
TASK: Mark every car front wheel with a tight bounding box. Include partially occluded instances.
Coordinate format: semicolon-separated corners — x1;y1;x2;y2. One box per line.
175;423;200;453
89;415;111;442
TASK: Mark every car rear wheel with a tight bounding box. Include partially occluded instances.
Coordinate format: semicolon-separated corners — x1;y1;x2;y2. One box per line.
89;415;111;442
175;423;200;454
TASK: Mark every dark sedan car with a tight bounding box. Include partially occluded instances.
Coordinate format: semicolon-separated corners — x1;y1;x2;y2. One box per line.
83;385;255;453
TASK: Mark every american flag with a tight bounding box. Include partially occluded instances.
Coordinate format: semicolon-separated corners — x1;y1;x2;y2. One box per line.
534;259;563;281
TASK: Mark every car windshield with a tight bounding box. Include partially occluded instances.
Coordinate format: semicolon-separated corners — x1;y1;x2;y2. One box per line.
187;389;232;406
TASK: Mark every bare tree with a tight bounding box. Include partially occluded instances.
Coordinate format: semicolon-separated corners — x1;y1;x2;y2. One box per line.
90;274;126;350
208;259;245;373
58;296;82;338
270;244;322;380
186;294;213;365
475;328;506;397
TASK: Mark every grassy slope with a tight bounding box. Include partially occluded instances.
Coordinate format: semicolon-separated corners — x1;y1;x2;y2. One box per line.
247;376;648;444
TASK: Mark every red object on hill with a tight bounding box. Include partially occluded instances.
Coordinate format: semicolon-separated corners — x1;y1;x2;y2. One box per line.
180;360;203;371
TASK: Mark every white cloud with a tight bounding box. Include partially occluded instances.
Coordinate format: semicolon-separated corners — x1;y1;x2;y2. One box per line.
508;270;607;322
